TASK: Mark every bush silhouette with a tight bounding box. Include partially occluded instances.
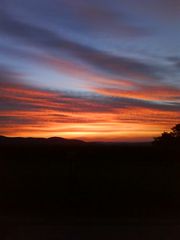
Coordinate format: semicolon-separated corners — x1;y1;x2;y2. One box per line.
171;124;180;138
153;124;180;146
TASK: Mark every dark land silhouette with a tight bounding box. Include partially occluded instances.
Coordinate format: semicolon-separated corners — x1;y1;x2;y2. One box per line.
0;127;180;239
153;124;180;146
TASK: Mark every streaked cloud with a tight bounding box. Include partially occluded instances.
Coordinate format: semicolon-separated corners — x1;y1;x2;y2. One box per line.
0;67;179;141
0;9;162;82
0;0;180;141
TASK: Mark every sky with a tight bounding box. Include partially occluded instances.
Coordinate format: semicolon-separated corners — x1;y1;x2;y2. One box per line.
0;0;180;141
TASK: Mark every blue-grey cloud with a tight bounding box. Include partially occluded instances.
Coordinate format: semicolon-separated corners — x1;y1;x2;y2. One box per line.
0;67;179;115
0;9;164;83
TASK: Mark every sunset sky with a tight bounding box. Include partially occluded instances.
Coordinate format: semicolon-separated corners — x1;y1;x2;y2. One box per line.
0;0;180;141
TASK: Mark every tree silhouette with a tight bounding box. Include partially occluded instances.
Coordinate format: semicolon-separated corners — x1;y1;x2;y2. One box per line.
153;124;180;146
171;124;180;138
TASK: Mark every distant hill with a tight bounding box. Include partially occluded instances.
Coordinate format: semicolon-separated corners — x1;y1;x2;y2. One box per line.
0;136;152;146
0;136;85;145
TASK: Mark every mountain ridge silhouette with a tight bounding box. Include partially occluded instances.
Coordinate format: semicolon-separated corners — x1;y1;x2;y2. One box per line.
0;135;152;146
0;135;85;145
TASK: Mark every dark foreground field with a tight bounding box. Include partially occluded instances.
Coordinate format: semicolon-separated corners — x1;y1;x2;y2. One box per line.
0;139;180;239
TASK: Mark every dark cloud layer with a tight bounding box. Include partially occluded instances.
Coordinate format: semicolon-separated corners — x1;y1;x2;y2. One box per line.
1;0;151;37
0;9;164;82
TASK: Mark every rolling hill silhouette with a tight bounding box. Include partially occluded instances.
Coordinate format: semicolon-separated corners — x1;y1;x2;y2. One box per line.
0;135;85;145
0;133;180;239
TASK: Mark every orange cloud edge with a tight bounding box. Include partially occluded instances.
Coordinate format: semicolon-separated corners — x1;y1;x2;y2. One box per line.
0;79;179;142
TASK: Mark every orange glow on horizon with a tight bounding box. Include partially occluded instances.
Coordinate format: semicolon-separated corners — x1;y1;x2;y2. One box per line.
1;78;179;142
